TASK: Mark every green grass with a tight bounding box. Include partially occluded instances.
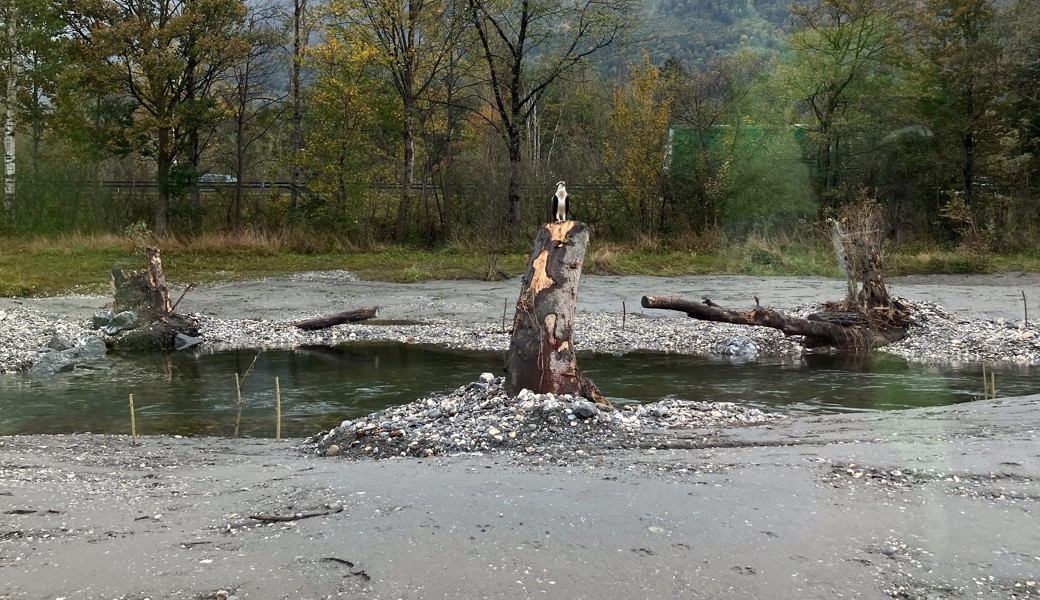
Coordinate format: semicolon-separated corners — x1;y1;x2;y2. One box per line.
2;232;1039;298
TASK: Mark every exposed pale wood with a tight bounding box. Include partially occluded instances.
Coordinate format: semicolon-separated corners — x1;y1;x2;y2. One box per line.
111;246;173;317
293;307;379;331
506;221;609;407
145;247;173;315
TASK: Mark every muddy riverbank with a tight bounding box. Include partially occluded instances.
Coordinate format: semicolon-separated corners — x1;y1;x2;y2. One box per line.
2;394;1039;599
3;273;1040;599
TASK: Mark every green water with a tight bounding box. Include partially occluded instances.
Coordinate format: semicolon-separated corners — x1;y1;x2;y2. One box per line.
1;342;1037;438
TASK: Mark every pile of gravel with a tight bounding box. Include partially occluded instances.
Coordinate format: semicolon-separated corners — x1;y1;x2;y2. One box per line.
305;374;784;460
884;301;1040;364
0;307;102;374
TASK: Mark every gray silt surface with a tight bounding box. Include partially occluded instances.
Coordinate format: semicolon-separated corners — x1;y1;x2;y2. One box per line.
5;272;1039;323
1;395;1038;599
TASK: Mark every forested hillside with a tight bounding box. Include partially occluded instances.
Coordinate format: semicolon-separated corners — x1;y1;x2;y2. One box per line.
0;0;1037;253
637;0;790;66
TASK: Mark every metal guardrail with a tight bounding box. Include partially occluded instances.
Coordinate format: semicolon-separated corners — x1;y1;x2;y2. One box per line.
97;181;617;192
99;180;288;190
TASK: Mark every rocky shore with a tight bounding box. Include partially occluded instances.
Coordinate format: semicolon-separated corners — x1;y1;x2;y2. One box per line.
4;274;1040;600
2;293;1038;376
4;277;1039;462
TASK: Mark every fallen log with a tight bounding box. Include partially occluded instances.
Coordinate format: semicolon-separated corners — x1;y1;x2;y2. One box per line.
506;221;610;408
294;307;379;331
640;295;907;351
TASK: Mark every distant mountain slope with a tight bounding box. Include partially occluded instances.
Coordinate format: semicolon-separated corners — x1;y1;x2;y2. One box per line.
633;0;791;66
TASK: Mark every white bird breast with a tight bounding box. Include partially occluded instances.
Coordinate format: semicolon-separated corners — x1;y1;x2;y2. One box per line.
554;191;568;221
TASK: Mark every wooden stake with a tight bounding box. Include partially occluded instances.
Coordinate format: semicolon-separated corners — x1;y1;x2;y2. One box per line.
982;364;988;399
991;372;996;399
275;377;282;440
1023;290;1028;327
234;372;245;437
622;301;626;331
502;298;508;333
129;393;137;445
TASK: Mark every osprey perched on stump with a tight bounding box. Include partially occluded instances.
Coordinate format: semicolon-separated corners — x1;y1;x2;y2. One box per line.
552;181;569;222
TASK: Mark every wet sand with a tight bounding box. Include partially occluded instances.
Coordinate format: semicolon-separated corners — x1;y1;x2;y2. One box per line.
2;395;1039;600
4;272;1040;324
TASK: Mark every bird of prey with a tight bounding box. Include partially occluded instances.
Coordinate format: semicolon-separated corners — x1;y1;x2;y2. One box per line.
552;181;568;222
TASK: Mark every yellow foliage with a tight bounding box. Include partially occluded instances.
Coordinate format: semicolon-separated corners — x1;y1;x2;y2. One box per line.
604;52;672;234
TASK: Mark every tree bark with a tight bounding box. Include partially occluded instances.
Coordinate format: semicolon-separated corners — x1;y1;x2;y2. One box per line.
113;247;173;317
395;100;415;242
640;295;907;352
294;307;379;331
290;0;307;215
155;126;172;235
507;132;523;241
505;221;608;406
3;2;16;215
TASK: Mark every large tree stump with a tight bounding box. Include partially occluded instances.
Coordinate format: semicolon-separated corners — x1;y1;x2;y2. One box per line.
828;200;904;313
111;247;174;318
505;221;608;407
105;247;198;350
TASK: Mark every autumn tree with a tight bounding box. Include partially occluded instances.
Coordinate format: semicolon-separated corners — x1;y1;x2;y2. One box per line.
58;0;248;234
467;0;636;240
325;0;462;242
908;0;1010;247
667;50;774;230
301;31;391;239
13;0;65;177
1000;0;1040;214
604;53;671;235
216;1;287;230
782;0;909;208
287;0;310;215
420;36;478;240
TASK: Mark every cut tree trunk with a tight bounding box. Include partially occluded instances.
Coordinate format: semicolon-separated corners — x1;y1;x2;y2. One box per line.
505;221;609;407
294;307;379;331
112;247;173;317
108;247;198;350
640;295;908;351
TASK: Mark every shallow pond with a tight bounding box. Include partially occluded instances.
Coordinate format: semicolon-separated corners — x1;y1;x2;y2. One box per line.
2;342;1038;438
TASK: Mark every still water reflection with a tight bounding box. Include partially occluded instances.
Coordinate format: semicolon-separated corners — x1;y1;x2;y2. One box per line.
1;342;1037;438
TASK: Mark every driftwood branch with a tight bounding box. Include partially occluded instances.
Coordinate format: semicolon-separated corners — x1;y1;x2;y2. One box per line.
293;307;379;331
249;505;344;522
641;295;907;351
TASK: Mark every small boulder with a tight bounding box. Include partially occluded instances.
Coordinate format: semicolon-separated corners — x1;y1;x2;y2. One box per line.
101;311;140;335
573;400;599;419
717;336;759;359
